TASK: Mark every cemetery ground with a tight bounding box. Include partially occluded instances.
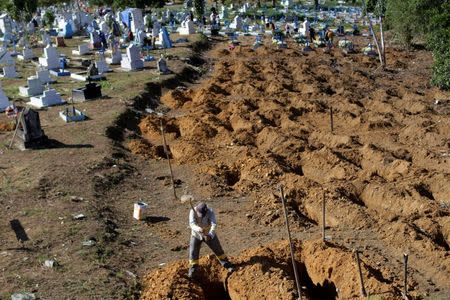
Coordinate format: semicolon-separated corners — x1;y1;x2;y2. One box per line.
0;34;449;300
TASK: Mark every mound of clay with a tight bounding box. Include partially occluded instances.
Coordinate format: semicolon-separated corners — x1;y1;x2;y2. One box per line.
0;122;15;132
141;240;399;300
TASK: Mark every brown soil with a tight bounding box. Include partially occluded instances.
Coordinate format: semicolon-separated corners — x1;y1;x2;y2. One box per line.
137;36;450;299
0;33;448;300
0;122;15;132
141;239;399;299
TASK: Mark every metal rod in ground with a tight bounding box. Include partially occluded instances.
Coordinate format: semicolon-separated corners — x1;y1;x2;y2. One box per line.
160;119;177;200
330;107;334;134
403;253;409;298
322;189;326;242
279;185;302;300
354;249;367;298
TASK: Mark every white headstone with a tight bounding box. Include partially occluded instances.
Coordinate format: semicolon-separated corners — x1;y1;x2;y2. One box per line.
19;76;44;97
99;21;109;34
120;44;143;70
36;68;54;84
129;8;144;33
179;20;195;35
302;20;310;36
95;52;110;74
231;16;243;30
29;88;65;108
18;46;36;61
157;56;169;74
72;44;90;56
0;81;11;111
39;45;59;70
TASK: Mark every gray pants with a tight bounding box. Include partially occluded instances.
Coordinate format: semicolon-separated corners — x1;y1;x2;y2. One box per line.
189;235;228;266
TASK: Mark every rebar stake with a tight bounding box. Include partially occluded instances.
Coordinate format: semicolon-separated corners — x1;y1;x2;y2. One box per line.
354;249;367;298
330;106;334;134
322;189;326;242
160;119;177;200
279;185;302;300
403;253;409;299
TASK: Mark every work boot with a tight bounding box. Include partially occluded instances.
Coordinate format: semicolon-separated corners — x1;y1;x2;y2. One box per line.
188;266;197;279
223;261;234;273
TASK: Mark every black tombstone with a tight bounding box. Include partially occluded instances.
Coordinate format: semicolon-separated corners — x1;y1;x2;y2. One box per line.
16;108;48;149
72;82;102;102
72;62;102;102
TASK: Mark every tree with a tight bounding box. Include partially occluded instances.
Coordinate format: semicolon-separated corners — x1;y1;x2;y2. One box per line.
194;0;205;19
385;0;450;90
314;0;319;10
3;0;37;23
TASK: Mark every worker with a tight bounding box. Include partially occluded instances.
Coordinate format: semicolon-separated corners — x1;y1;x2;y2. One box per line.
326;28;334;45
188;202;234;278
309;27;316;43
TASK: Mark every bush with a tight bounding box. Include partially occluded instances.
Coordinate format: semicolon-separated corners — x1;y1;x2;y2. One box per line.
431;50;450;90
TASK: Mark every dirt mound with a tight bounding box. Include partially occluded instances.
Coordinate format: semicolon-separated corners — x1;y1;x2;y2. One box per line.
136;37;450;295
0;122;15;132
141;239;399;300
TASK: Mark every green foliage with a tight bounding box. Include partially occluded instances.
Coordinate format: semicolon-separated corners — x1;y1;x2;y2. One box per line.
2;0;37;22
194;0;205;19
385;0;450;89
428;2;450;90
43;10;55;29
431;49;450;90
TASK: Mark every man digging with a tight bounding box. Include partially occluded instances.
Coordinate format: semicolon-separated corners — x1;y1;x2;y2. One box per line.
187;201;234;278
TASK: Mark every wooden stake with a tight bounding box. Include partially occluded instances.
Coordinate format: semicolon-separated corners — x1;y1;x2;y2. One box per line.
279;185;302;300
403;253;409;299
368;17;384;68
8;110;23;149
160;119;177;200
330;107;334;134
322;189;326;241
379;16;386;65
354;249;367;298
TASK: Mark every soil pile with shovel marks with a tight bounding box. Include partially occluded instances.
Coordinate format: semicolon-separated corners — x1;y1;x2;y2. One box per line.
134;37;450;297
141;240;398;300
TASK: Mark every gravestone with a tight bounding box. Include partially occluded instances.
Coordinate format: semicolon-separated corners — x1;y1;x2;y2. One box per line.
157;55;169;74
59;106;86;122
55;36;66;47
72;82;102;102
95;52;111;74
29;87;65;108
0;81;11;112
106;45;122;65
0;52;18;78
121;44;144;70
0;14;12;36
89;31;102;49
18;46;36;61
157;27;172;49
41;32;51;47
302;19;310;36
99;21;109;35
61;21;73;38
19;77;44;97
36;68;55;84
39;45;60;70
15;108;48;149
135;28;146;46
72;44;90;56
179;20;195;35
230;16;243;30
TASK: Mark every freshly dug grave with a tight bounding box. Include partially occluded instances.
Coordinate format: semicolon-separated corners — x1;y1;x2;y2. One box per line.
136;36;450;296
141;239;399;300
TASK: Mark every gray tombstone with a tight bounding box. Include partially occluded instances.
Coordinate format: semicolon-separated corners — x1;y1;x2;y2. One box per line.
16;108;48;149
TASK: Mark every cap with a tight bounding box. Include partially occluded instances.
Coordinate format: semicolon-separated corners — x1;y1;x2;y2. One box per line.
195;202;208;218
